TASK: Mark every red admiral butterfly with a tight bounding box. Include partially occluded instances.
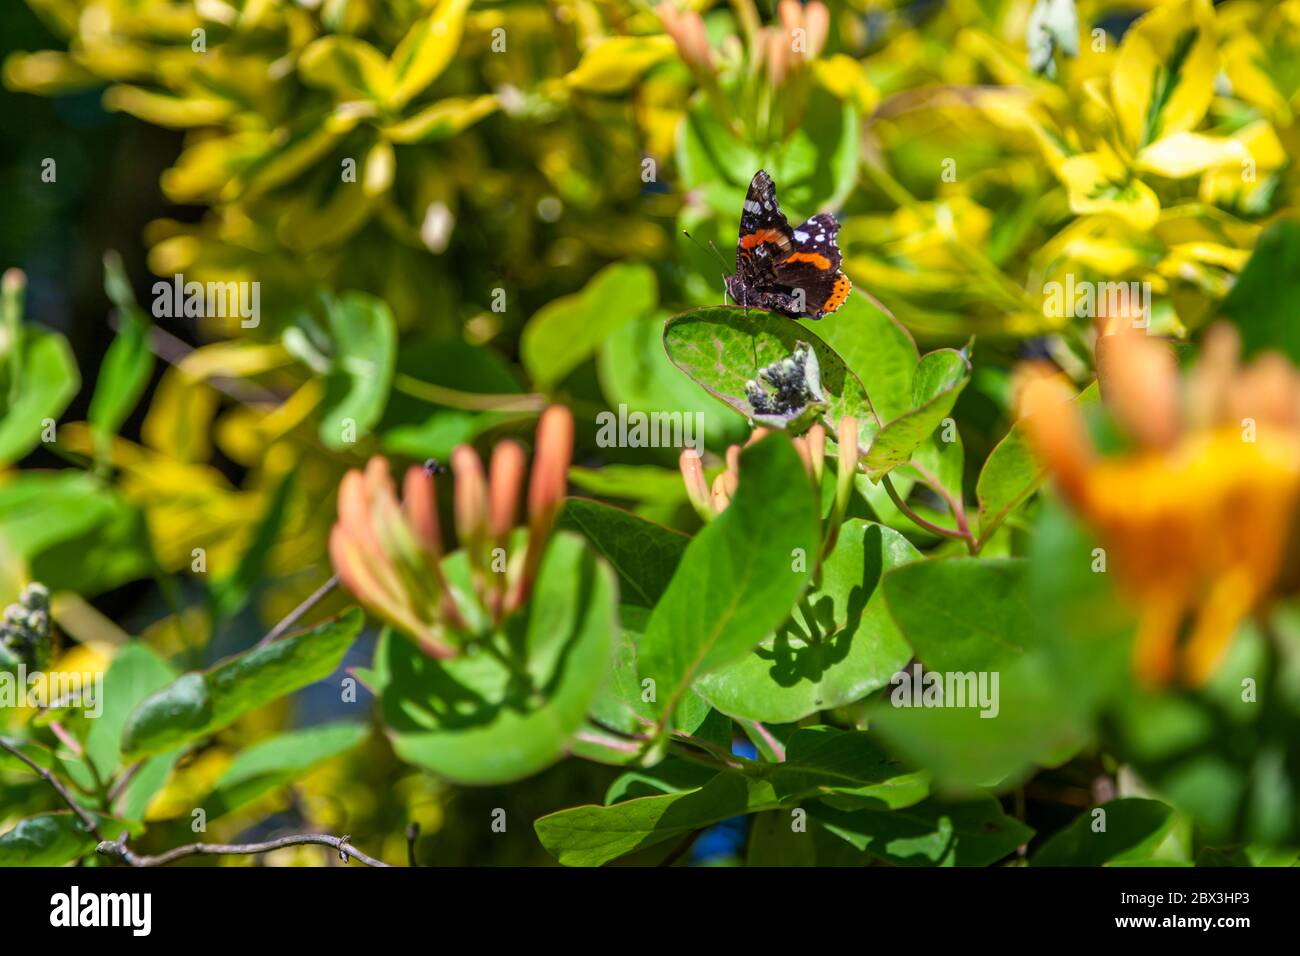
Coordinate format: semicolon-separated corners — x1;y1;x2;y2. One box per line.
724;170;852;320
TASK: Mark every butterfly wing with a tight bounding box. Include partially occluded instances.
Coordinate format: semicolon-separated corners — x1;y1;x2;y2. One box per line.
771;213;852;319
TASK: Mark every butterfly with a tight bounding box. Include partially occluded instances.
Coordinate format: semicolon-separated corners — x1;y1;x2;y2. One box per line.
723;169;852;320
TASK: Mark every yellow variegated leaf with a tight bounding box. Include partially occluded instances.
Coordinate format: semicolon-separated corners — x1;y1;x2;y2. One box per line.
382;94;498;143
2;50;99;95
813;54;879;113
387;0;473;109
1136;132;1245;178
1221;34;1291;124
161;132;265;204
102;85;236;128
279;177;376;251
564;35;675;94
142;367;220;464
1060;146;1160;229
227;110;364;201
178;341;293;382
298;36;394;102
216;381;322;466
1111;0;1217;150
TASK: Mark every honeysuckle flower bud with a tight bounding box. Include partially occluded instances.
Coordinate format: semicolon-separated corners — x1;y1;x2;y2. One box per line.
804;2;830;60
332;407;576;657
824;415;859;555
658;2;714;74
807;422;826;487
679;449;713;521
1018;324;1300;686
0;582;51;674
766;27;788;89
513;404;574;608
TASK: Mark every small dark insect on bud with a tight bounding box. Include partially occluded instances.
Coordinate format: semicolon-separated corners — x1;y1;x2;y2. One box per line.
424;458;449;477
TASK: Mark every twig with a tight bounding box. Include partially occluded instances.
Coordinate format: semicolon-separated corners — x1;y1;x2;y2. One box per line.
0;738;105;843
880;473;976;552
254;574;339;648
391;373;547;413
96;832;391;867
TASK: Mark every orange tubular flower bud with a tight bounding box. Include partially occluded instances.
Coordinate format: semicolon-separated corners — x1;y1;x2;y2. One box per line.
1016;363;1093;507
679;449;713;521
807;423;826;487
451;444;488;559
402;465;441;557
682;12;714;71
1095;329;1180;450
513;405;574;610
833;416;859;524
488;440;526;540
766;27;788;88
804;2;830;60
711;472;732;512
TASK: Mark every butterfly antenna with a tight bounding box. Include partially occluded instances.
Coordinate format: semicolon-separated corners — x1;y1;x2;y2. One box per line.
683;230;732;275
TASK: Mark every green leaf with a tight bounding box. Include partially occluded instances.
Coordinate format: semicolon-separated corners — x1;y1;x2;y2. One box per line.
121;608;364;758
556;498;687;608
695;520;919;724
863;349;971;479
0;813;137;867
319;292;396;449
637;436;821;725
800;290;918;422
810;795;1032;866
663;306;873;433
747;809;817;865
201;722;369;820
538;727;925;866
1032;798;1176;866
387;0;472;108
597;311;747;449
0;472;154;595
84;643;177;780
298;36;393;102
521;263;657;387
377;533;618;784
89;253;155;460
0;327;79;467
882;557;1035;671
1218;220;1300;364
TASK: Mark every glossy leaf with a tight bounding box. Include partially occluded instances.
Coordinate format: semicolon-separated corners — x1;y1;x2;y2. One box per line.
863;349;971;479
1032;798;1176;866
0;813;137;867
810;796;1032;866
319;292;396;449
121;609;364;758
637;436;821;726
556;498;687;608
376;533;618;784
663;306;873;432
695;520;918;723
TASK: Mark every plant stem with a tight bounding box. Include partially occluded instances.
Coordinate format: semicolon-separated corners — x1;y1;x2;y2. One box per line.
0;737;105;843
880;473;976;552
254;574;339;649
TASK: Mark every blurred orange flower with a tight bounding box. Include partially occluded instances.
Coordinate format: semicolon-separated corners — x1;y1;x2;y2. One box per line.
1019;324;1300;686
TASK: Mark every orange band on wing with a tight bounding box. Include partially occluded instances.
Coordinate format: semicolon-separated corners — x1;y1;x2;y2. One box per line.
740;229;787;249
822;274;852;312
784;252;832;270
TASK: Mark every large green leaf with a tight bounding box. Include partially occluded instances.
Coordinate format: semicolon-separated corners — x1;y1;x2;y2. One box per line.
377;532;618;784
882;557;1035;671
90;253;155;461
1031;798;1176;866
695;520;918;723
863;349;971;479
83;643;177;780
319;292;396;449
637;436;821;726
121;608;364;758
871;508;1132;787
200;722;369;820
0;327;78;467
0;471;154;595
663;307;873;433
537;726;925;866
521;263;657;387
0;813;137;867
556;498;687;608
1218;220;1300;364
810;795;1032;866
800;289;917;422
